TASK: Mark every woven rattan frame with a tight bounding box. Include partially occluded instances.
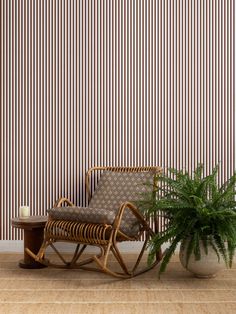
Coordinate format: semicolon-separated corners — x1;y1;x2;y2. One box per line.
26;166;163;278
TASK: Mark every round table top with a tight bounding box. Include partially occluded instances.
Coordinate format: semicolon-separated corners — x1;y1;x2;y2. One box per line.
11;216;48;229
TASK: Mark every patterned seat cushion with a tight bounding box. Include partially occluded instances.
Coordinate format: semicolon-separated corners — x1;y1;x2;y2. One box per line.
48;171;154;237
47;205;139;237
47;206;116;225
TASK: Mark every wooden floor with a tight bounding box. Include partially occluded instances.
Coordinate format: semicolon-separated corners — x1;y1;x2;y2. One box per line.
0;253;236;314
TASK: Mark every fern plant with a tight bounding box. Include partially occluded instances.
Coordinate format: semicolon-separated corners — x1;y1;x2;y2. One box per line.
138;164;236;276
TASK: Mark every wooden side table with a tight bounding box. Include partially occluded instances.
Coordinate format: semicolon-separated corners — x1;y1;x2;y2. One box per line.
11;216;48;269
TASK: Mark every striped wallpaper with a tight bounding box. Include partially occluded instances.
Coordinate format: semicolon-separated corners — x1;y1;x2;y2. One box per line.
0;0;235;240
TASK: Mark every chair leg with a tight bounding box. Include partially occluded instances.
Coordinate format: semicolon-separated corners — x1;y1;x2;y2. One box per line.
92;242;133;278
26;238;73;267
96;238;162;278
49;243;70;265
25;239;51;267
93;256;131;278
111;245;130;275
131;239;148;273
26;226;162;277
92;241;112;270
90;240;128;278
69;244;84;266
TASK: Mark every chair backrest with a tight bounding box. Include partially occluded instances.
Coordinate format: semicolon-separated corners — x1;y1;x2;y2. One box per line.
87;167;162;237
88;170;156;210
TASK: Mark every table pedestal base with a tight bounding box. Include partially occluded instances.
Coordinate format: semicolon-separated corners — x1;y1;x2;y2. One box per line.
19;259;47;269
11;216;48;269
22;227;47;269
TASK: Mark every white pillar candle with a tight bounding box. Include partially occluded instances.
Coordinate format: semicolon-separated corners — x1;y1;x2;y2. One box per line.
19;206;30;218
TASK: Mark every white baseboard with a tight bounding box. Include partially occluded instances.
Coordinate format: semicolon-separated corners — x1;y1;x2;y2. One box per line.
0;241;24;253
0;240;151;253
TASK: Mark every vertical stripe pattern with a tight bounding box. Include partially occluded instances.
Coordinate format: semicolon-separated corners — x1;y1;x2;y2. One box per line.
0;0;235;240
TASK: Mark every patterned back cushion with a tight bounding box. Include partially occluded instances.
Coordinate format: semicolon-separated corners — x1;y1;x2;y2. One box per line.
89;171;154;209
89;171;154;236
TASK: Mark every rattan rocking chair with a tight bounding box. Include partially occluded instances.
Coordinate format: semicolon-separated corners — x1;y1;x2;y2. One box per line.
26;166;163;278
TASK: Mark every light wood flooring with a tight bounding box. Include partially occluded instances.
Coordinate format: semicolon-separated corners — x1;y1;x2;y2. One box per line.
0;253;235;314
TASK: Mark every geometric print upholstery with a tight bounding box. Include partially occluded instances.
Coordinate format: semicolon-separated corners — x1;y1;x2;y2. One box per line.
48;171;154;237
89;171;154;210
47;206;116;226
89;171;154;236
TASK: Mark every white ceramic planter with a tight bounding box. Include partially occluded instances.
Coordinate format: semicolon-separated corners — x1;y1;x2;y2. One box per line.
179;240;224;278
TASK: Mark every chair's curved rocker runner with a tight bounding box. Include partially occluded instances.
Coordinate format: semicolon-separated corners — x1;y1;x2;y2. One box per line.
26;166;163;278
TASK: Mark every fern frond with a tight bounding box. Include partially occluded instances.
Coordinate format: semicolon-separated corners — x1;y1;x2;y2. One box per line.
213;234;229;267
158;234;183;276
138;164;236;276
208;238;221;263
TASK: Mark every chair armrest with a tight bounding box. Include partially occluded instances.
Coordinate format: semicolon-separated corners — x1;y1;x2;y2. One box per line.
53;197;75;207
113;202;153;236
116;202;144;220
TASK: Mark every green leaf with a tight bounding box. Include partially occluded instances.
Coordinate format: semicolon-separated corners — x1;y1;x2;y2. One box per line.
137;164;236;276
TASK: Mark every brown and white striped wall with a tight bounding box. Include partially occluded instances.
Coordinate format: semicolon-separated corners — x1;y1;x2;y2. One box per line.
0;0;235;240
